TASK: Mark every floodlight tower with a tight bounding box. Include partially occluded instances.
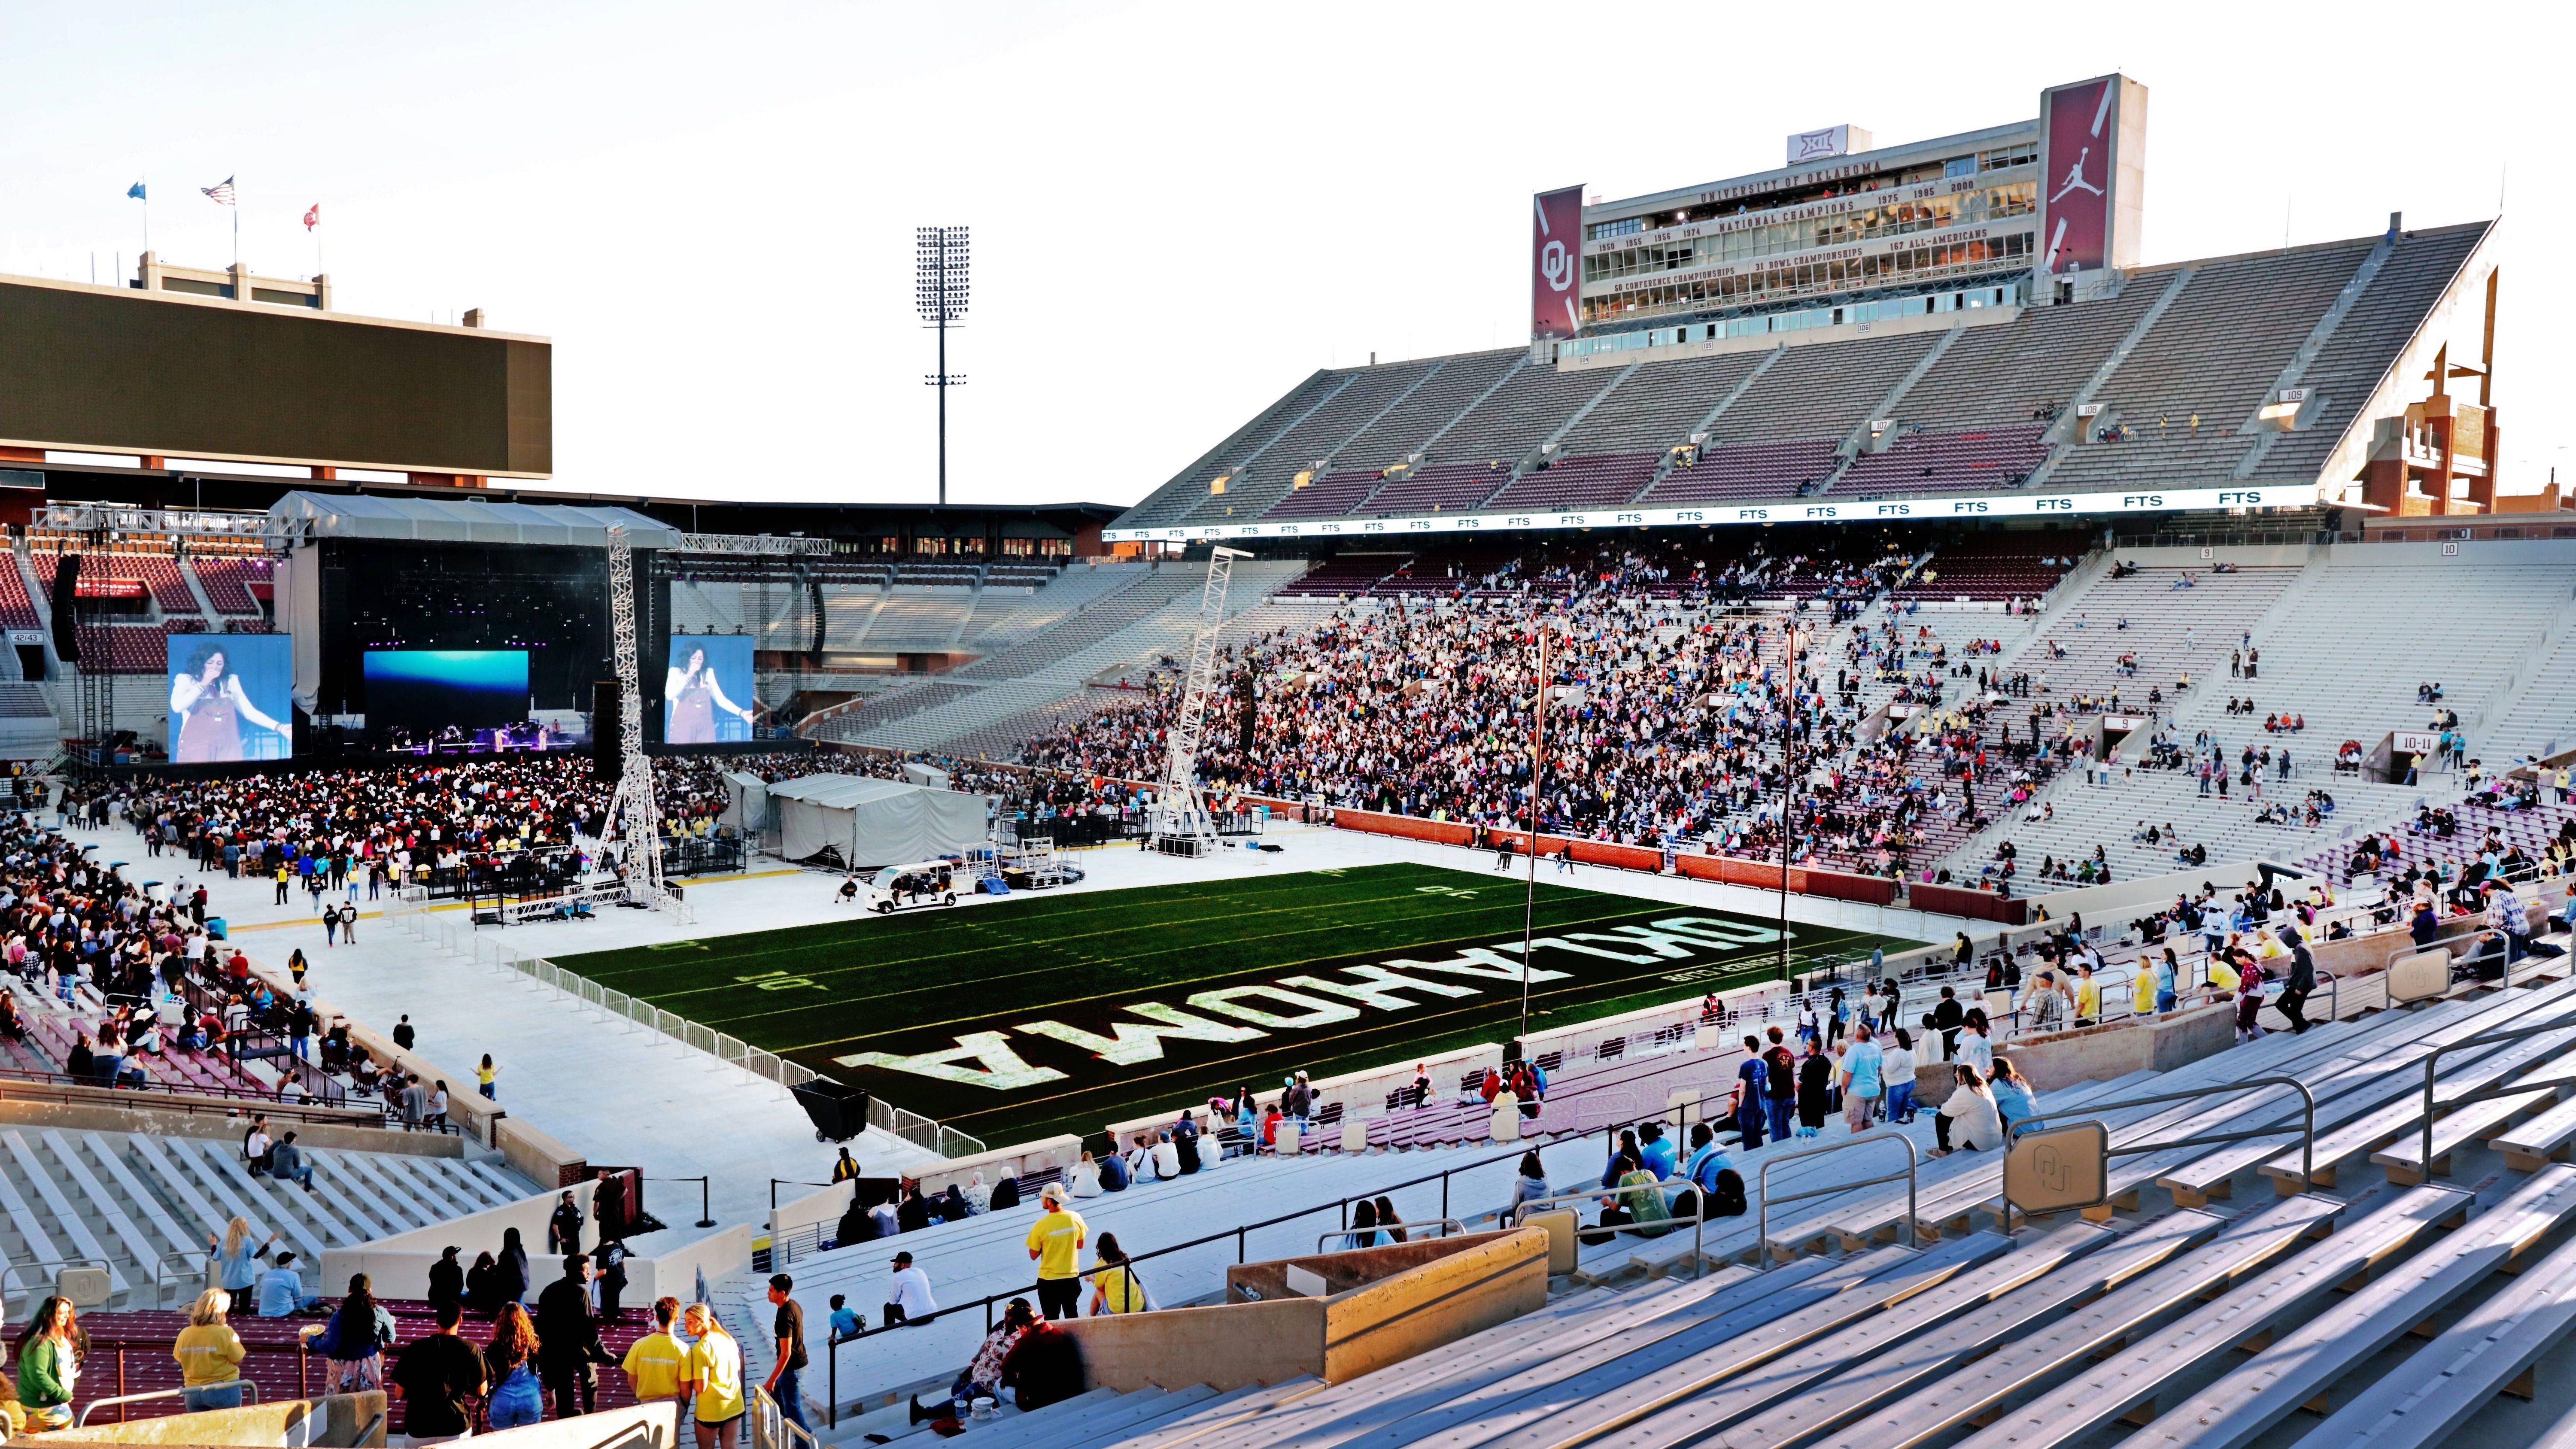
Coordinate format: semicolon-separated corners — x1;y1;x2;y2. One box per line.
915;226;970;505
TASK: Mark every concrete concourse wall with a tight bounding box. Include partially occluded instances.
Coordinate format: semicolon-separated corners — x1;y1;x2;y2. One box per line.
320;1178;595;1300
1063;1229;1546;1391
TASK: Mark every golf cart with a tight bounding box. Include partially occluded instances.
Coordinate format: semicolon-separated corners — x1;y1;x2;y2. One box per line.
860;860;960;913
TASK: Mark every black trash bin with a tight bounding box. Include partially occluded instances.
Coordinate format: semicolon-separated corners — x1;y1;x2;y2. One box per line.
790;1079;875;1142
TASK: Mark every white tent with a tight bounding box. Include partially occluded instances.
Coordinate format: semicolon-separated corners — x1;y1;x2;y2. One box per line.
719;772;770;837
769;775;990;867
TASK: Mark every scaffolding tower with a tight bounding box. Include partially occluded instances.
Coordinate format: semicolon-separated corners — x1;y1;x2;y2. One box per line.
599;526;690;919
1148;547;1248;857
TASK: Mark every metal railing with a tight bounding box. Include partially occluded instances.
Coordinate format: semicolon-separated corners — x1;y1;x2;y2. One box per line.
1316;1217;1469;1252
2008;1075;2318;1194
79;1381;261;1427
1507;1176;1712;1278
1;1256;112;1311
1759;1134;1917;1267
2418;1020;2576;1175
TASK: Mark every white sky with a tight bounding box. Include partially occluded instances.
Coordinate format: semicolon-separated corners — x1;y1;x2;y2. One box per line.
0;1;2561;508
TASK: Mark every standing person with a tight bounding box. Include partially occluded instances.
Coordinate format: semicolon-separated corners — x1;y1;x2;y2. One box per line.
13;1296;82;1432
389;1301;486;1447
535;1255;612;1420
312;1273;396;1394
1882;1029;1919;1124
681;1303;747;1449
477;1053;498;1100
620;1297;689;1418
481;1303;545;1431
594;1238;629;1323
1024;1184;1088;1321
2236;957;2269;1042
494;1226;532;1309
1731;1035;1768;1150
1762;1027;1798;1145
1795;1036;1832;1138
392;1015;416;1051
173;1289;248;1411
2278;929;2317;1034
547;1191;585;1257
209;1218;276;1297
762;1275;811;1434
1839;1023;1885;1132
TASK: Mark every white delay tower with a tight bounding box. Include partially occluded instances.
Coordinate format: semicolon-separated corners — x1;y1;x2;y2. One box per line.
1148;546;1249;857
600;525;688;918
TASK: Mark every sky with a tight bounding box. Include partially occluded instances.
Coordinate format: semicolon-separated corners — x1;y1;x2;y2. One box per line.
0;1;2562;508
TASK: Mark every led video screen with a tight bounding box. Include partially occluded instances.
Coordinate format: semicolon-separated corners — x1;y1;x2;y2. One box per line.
167;633;295;762
664;634;756;743
363;649;531;734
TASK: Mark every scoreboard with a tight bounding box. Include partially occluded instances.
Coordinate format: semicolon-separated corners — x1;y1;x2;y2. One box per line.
0;274;550;479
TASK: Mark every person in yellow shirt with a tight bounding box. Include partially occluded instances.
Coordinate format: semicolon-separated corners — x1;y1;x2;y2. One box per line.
173;1289;248;1410
2073;965;2102;1025
621;1297;689;1413
1024;1183;1088;1321
681;1303;745;1449
2130;963;2156;1018
1086;1234;1151;1316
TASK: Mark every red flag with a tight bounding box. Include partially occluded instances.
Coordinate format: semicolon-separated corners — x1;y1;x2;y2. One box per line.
303;204;320;231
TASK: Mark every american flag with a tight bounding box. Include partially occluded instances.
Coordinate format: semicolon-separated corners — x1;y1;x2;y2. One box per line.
201;176;236;205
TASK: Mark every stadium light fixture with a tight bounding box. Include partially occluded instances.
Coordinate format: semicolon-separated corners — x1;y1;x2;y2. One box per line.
915;226;971;506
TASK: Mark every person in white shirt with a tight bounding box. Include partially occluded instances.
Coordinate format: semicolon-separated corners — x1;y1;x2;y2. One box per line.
1068;1153;1104;1198
1955;1018;1994;1077
1150;1134;1182;1181
884;1251;936;1327
1880;1031;1919;1123
1935;1067;2002;1155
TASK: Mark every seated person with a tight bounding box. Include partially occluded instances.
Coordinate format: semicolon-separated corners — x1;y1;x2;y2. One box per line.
255;1252;321;1316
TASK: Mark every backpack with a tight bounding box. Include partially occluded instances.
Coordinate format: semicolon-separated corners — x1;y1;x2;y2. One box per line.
1710;1170;1748;1218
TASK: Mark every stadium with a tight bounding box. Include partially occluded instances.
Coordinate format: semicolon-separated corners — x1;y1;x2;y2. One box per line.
1;54;2574;1449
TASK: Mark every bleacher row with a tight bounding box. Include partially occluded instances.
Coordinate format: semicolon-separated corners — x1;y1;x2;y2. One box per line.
0;1121;529;1308
1118;223;2488;532
869;970;2576;1449
1929;552;2576;879
0;546;278;674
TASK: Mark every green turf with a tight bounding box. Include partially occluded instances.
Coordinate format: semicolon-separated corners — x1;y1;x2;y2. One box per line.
554;862;1919;1145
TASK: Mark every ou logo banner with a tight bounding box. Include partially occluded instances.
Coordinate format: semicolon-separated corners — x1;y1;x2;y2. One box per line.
1531;185;1585;341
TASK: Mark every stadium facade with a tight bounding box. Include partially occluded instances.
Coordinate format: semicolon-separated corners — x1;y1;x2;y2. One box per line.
1106;74;2542;547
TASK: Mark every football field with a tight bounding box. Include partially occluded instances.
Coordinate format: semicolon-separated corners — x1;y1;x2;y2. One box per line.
555;862;1919;1145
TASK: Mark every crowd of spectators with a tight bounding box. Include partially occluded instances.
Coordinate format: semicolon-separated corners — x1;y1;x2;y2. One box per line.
1017;540;2076;880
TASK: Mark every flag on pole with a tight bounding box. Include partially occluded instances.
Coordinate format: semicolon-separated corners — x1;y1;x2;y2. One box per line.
201;176;236;205
303;204;320;231
126;182;146;200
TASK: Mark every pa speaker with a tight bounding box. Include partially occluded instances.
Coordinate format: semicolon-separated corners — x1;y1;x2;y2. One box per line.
592;679;621;776
48;553;80;662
